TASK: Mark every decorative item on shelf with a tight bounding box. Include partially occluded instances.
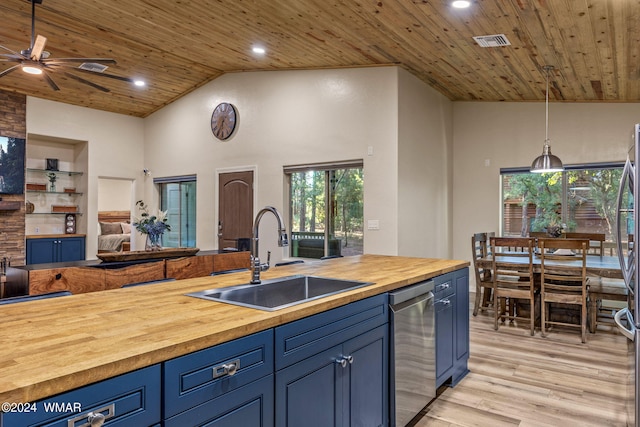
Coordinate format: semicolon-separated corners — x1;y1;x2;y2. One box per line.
133;200;171;251
65;214;76;234
46;172;57;192
51;205;78;213
63;187;76;193
25;200;34;214
46;158;59;171
26;183;47;191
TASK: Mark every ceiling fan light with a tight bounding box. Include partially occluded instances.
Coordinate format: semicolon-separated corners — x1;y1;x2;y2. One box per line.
22;65;42;75
134;80;145;87
452;1;471;8
530;142;564;173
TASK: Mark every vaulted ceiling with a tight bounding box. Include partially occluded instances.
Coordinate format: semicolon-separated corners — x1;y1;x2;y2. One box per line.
0;0;638;118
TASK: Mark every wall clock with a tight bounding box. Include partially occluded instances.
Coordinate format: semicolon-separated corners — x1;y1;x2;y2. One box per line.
211;102;237;140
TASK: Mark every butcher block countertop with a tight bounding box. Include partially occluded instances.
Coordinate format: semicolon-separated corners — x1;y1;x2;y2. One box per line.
0;254;468;404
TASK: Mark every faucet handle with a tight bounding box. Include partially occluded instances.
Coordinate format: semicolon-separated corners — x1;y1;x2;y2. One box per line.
266;250;271;266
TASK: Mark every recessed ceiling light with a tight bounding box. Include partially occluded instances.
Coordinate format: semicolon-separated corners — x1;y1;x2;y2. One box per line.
134;80;146;87
452;0;471;8
252;46;266;54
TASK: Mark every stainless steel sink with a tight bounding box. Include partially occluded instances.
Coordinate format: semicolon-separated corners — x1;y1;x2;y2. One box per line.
187;275;372;311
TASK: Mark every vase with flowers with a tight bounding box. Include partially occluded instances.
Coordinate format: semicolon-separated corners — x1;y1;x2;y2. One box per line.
47;172;57;192
132;200;171;251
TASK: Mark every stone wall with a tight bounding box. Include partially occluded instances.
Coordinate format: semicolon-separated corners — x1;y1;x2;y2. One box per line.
0;90;26;265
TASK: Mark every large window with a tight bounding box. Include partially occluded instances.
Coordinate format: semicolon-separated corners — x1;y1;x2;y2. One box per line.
156;175;196;248
285;160;364;259
501;163;624;245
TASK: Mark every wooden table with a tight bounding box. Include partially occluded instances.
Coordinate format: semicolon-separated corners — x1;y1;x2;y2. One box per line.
477;254;623;279
477;254;625;333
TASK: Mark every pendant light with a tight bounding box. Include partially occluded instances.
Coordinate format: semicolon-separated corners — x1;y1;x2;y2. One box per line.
530;65;564;173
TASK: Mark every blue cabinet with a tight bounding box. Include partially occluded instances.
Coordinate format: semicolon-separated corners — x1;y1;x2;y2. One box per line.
434;268;469;388
275;294;389;427
26;236;85;264
0;365;161;427
163;329;274;426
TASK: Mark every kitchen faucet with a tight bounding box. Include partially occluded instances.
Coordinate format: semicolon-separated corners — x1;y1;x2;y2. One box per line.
250;206;288;284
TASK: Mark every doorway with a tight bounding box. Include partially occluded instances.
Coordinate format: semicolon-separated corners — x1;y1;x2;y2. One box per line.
218;171;254;250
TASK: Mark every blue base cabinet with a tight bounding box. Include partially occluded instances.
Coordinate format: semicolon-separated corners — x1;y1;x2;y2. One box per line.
0;365;161;427
26;236;85;264
275;294;389;427
163;329;274;426
435;268;469;388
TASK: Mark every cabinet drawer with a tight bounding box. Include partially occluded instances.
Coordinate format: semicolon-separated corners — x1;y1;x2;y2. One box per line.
163;329;274;418
0;365;160;427
275;294;388;370
164;374;274;427
434;273;455;298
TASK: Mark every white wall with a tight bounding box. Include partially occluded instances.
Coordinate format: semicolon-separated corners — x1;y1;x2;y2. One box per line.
98;178;132;211
397;68;453;258
26;97;145;258
452;102;640;279
143;67;403;261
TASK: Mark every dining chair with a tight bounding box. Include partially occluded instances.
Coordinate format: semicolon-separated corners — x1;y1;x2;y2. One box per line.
471;232;495;316
538;238;589;343
564;232;605;257
490;237;536;335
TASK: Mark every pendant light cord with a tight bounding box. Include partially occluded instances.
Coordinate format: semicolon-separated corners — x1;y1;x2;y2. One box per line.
545;65;551;144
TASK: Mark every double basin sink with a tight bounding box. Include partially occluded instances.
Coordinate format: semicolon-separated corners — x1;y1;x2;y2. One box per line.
187;274;372;311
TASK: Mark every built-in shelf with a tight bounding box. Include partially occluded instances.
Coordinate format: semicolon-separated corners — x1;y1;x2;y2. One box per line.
27;212;83;216
26;190;83;195
27;168;83;176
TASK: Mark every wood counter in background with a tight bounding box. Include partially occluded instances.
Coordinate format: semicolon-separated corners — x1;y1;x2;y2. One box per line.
26;251;250;295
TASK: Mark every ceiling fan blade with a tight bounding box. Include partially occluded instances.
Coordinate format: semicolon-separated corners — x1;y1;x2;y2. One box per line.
63;72;110;92
72;67;134;83
30;35;47;60
43;58;117;64
0;64;21;78
42;70;60;91
0;45;25;58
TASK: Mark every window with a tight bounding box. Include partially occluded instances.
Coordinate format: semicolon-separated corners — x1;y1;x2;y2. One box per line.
501;163;624;245
285;160;364;259
155;175;196;248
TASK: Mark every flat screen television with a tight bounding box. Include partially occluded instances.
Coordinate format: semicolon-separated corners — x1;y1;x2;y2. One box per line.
0;136;26;195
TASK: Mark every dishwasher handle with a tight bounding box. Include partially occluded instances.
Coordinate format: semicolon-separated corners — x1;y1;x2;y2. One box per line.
389;280;434;305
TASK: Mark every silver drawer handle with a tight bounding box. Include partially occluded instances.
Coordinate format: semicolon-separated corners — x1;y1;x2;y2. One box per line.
438;299;451;306
336;355;354;368
212;358;241;379
67;403;114;427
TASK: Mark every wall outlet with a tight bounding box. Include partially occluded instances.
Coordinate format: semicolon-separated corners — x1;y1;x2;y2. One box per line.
35;227;40;234
367;219;380;230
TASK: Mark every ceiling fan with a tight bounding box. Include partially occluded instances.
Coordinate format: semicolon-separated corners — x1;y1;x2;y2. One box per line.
0;0;134;92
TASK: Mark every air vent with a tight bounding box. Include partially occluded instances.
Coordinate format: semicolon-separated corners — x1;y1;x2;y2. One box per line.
78;62;109;73
472;34;511;47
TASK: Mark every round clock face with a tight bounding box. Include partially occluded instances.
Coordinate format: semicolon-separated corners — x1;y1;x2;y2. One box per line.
211;102;237;140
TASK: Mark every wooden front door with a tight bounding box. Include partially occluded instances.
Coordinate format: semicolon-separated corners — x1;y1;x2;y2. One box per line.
218;171;254;250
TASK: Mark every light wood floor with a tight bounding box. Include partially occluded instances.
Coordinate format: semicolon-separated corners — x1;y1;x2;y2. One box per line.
413;303;630;426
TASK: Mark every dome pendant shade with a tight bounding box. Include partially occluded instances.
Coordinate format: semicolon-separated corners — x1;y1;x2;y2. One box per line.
531;141;563;173
530;65;564;173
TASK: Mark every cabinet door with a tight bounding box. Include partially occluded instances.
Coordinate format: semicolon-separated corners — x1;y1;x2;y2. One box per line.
26;238;56;264
276;345;341;427
435;295;455;387
58;237;85;262
342;325;388;427
164;374;273;427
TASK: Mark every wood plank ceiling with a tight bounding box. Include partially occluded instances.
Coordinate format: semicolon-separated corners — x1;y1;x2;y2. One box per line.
0;0;637;118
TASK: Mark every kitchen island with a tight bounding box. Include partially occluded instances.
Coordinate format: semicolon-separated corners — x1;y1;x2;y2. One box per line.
0;254;469;426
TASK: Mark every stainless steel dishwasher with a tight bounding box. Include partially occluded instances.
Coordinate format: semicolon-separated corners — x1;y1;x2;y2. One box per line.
389;280;436;427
